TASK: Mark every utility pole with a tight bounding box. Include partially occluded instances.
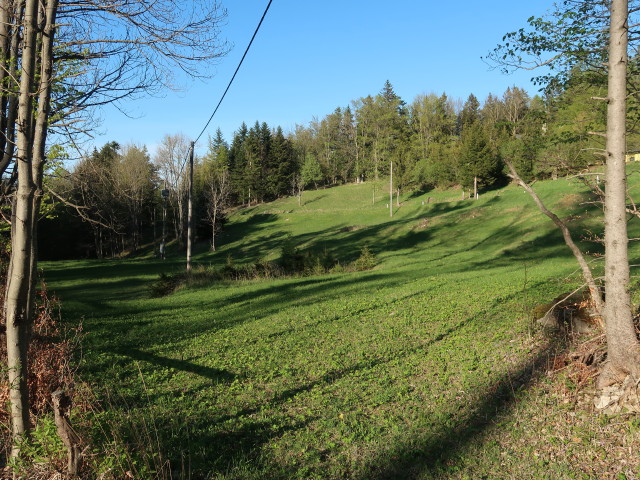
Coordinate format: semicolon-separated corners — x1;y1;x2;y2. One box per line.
160;183;169;259
186;141;194;273
389;161;393;217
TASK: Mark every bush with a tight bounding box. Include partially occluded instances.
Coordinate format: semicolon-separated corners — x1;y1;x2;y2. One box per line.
352;245;376;271
151;243;377;297
279;237;305;273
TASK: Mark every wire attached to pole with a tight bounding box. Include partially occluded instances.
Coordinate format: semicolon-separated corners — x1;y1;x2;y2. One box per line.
193;0;274;146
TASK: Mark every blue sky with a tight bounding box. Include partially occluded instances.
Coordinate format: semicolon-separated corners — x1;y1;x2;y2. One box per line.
90;0;558;158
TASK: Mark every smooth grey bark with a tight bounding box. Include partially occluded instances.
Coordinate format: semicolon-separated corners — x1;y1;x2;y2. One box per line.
186;142;194;273
600;0;640;387
5;0;39;455
4;0;58;457
0;1;21;177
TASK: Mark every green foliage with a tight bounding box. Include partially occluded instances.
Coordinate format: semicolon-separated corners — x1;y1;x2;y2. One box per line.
458;122;503;190
279;235;304;272
300;153;323;188
352;245;376;271
43;170;640;478
9;416;65;476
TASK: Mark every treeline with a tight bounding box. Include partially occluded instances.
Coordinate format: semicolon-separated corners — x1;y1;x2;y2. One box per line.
42;74;624;259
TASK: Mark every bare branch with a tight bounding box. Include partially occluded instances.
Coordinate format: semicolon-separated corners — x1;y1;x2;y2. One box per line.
505;158;604;315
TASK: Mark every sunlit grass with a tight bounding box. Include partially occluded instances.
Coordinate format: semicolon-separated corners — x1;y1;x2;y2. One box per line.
42;170;640;478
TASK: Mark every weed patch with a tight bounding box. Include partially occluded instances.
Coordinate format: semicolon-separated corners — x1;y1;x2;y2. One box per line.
0;280;80;420
150;245;377;297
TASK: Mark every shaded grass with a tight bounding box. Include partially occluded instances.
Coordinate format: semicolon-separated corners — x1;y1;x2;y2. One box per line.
41;173;640;478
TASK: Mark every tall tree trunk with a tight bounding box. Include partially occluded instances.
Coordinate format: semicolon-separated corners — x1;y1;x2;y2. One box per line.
211;210;217;252
599;0;640;387
186;142;194;272
0;1;22;176
389;161;393;217
4;0;38;456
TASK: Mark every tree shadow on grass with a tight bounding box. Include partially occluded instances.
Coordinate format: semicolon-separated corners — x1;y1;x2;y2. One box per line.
120;295;513;478
356;337;565;480
118;347;237;384
79;271;407;374
301;193;328;206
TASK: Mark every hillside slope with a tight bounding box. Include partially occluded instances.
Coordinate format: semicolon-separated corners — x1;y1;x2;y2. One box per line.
43;173;640;479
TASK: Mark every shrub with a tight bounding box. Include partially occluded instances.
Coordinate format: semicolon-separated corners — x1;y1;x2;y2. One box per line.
352;245;376;271
279;237;305;273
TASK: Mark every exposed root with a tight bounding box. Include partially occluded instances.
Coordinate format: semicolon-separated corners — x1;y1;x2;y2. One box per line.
596;361;630;390
594;374;640;413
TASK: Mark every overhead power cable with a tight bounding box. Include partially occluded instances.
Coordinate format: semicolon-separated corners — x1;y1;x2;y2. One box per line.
176;0;273;179
193;0;274;146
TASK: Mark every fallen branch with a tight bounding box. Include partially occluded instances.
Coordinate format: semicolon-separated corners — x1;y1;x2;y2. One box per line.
505;158;604;316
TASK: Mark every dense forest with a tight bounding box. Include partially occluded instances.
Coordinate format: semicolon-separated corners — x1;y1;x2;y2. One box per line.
40;71;632;260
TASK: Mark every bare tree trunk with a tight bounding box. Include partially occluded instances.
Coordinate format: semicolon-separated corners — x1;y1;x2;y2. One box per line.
211;210;216;252
389;161;393;217
0;1;21;176
152;206;157;243
52;390;83;475
599;0;640;387
5;0;38;456
98;226;103;259
186;142;194;272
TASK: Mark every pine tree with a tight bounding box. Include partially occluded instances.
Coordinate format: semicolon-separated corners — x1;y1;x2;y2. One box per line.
458;94;480;135
458;122;501;194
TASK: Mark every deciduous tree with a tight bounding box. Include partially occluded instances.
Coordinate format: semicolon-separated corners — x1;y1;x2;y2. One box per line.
489;0;640;388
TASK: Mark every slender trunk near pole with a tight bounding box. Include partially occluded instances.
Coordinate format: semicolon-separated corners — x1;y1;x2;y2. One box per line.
186;142;194;273
211;226;216;251
389;162;393;218
161;200;167;259
211;209;216;252
396;187;400;207
600;0;640;387
93;225;100;258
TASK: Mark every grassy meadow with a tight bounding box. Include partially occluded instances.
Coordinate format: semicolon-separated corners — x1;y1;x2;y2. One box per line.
42;169;640;479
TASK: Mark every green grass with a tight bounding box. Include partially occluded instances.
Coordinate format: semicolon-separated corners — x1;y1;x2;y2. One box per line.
42;170;640;479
